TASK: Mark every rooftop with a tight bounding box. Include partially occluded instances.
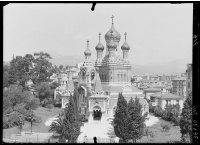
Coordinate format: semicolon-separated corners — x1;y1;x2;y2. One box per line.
150;92;183;100
172;77;186;81
144;88;161;92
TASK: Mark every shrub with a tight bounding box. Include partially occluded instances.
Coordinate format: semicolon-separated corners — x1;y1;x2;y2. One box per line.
79;114;88;122
143;128;149;136
143;112;149;118
154;106;163;117
161;123;171;132
162;110;171;121
149;105;155;113
46;104;54;111
149;131;155;140
34;116;42;123
3;115;9;129
8;112;20;127
174;117;180;126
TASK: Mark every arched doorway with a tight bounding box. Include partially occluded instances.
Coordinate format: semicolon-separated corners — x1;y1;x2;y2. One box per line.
93;106;102;120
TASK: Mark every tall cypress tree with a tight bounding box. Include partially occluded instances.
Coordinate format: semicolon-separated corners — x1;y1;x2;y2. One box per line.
62;94;81;143
127;97;146;142
180;92;192;143
113;93;130;143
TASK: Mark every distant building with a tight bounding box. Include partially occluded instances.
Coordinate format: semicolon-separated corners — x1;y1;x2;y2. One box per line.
142;73;150;80
143;88;161;100
172;77;186;98
150;92;184;111
150;75;160;81
186;64;192;98
181;72;186;77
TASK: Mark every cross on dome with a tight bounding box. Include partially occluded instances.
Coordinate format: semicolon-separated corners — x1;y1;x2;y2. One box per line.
99;33;101;42
124;32;127;42
87;39;89;47
111;15;114;25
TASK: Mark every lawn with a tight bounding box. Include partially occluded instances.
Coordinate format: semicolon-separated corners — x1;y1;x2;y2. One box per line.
106;114;181;143
3;106;63;140
138;117;181;143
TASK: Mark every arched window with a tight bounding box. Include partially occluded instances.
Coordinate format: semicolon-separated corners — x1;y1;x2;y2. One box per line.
118;74;120;81
121;74;123;82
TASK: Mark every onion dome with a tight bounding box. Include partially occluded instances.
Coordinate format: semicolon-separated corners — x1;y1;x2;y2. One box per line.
84;40;92;55
107;30;117;49
121;32;130;50
105;15;121;44
95;33;104;51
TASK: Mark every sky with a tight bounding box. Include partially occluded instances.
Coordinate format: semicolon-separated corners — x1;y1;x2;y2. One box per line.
4;3;193;65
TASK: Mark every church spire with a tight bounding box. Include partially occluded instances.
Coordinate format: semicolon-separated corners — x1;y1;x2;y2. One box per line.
93;67;103;93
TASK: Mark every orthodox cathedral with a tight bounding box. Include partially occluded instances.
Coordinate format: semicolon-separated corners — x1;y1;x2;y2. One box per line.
55;15;149;123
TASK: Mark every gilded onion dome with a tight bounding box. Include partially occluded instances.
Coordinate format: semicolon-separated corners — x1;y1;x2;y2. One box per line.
107;30;117;49
95;33;104;51
121;32;130;50
84;40;92;55
105;15;121;44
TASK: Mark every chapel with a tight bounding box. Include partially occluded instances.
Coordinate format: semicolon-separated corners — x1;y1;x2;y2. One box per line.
58;15;149;123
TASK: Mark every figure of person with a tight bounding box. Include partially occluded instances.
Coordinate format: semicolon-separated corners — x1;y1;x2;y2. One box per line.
93;137;97;144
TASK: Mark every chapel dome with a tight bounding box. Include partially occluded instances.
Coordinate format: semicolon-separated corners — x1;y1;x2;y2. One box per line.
95;43;104;51
107;30;117;49
84;40;91;55
121;42;130;50
84;49;91;55
105;25;121;44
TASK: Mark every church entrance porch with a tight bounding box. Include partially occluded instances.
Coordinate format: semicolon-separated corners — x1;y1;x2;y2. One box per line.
93;106;102;121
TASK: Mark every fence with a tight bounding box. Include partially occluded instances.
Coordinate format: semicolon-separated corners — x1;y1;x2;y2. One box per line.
3;132;53;143
84;137;115;143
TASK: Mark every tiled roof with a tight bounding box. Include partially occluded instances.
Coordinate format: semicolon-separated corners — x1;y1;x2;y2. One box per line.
131;86;143;92
144;88;161;92
102;85;123;93
150;92;183;100
172;77;186;81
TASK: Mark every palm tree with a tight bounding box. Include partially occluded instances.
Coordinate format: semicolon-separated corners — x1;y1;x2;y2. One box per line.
49;114;64;141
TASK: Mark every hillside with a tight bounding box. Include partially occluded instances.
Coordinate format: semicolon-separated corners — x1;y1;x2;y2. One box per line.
4;50;190;75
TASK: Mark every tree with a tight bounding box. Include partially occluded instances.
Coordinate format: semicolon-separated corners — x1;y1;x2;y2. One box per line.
131;77;135;84
26;111;36;133
35;82;53;103
113;93;130;143
180;92;192;143
127;97;146;142
3;64;10;88
33;52;52;83
62;95;81;143
59;65;64;70
49;113;64;140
